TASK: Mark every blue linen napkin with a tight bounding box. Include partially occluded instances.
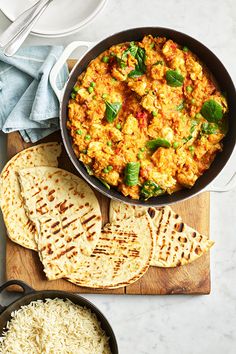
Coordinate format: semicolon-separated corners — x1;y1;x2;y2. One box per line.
0;46;69;142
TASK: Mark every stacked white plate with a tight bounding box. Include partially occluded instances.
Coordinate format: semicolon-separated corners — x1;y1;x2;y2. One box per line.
0;0;107;38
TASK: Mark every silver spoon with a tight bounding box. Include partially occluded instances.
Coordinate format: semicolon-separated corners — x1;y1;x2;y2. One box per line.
0;0;52;48
3;0;53;57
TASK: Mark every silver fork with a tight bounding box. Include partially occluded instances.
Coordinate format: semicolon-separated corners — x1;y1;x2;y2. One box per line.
0;0;53;56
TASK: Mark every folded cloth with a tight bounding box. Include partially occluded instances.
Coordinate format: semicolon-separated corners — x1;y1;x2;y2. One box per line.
0;46;68;142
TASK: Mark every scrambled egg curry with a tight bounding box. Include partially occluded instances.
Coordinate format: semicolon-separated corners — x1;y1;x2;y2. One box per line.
67;35;227;200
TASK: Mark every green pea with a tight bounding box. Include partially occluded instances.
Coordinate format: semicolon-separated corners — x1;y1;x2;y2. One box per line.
71;92;76;99
191;98;196;104
102;93;108;99
150;43;155;49
189;146;195;152
90;82;96;88
140;147;145;152
116;123;121;130
137;152;143;160
103;168;109;173
88;87;94;94
85;134;91;140
183;46;189;52
82;149;87;154
76;129;82;135
107;165;113;171
195;113;201;119
173;142;179;149
152;110;157;117
102;56;109;63
186;85;193;93
73;86;79;92
107;141;112;147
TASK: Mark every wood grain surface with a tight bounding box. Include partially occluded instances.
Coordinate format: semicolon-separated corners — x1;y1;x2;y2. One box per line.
4;59;211;295
5;131;211;295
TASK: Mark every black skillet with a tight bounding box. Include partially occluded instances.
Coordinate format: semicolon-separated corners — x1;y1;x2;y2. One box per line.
50;27;236;206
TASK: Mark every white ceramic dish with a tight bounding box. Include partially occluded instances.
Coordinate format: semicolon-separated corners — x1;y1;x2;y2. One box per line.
0;0;107;38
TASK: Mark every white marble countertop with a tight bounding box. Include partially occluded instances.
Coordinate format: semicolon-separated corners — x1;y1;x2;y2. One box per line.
0;1;236;353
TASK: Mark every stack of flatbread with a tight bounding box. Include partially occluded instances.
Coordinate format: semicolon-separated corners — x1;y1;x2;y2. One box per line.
0;143;214;289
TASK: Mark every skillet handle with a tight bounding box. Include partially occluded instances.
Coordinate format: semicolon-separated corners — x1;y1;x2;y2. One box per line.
50;41;95;101
0;280;34;314
207;171;236;192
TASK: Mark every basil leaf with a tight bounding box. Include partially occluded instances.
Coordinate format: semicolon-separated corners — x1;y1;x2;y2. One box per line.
105;101;122;123
201;122;218;135
200;99;223;123
128;46;146;78
140;180;164;200
122;41;138;59
166;70;184;87
124;162;140;186
146;138;171;150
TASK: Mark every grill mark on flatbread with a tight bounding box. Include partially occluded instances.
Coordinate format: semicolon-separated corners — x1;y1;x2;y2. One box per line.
74;232;84;240
44;218;52;223
52;229;61;235
51;221;60;228
55;246;76;259
63;218;78;229
175;222;184;232
82;214;97;226
48;189;55;196
32;189;41;197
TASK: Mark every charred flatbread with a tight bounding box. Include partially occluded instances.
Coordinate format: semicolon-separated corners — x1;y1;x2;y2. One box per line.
0;143;61;250
66;214;155;289
150;206;214;267
18;167;102;280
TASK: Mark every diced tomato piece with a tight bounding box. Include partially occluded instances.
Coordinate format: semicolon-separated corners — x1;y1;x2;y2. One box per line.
114;148;120;154
136;111;148;129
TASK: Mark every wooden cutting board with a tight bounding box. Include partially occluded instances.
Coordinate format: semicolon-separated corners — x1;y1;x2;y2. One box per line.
5;131;211;295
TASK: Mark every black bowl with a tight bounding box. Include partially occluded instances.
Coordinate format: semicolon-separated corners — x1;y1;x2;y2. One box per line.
0;280;118;353
60;27;236;206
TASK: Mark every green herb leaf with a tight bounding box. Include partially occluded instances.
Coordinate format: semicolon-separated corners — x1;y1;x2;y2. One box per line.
97;178;111;189
166;70;184;87
201;122;218;135
190;120;198;134
84;164;94;176
182;135;192;144
154;60;164;66
176;101;185;111
124;162;140;186
140;181;164;200
200;99;223;123
146;138;171;150
105;101;122;123
128;46;146;78
122;41;138;60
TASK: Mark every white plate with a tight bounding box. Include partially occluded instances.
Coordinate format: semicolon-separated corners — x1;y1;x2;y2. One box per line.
0;0;107;38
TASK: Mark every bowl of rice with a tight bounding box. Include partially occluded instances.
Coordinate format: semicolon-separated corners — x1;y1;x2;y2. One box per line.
0;280;118;354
